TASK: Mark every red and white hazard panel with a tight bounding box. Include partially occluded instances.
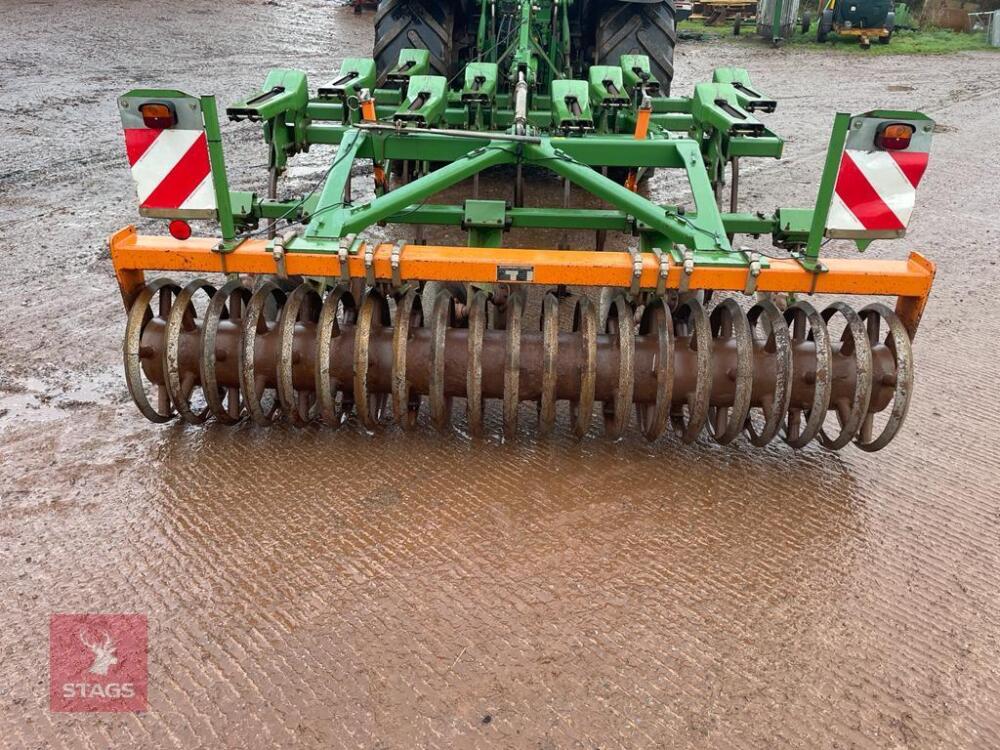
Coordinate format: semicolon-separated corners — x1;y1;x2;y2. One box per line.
119;95;217;217
826;114;932;239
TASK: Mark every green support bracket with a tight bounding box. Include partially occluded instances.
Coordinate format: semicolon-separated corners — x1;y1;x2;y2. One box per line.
620;54;660;97
462;200;508;247
588;66;630;111
462;63;499;106
387;49;430;86
710;68;776;113
551;80;594;132
304;128;369;241
200;95;239;250
773;207;814;248
804;111;852;266
691;83;765;137
395;75;448;126
226;69;309;173
527;139;732;254
511;0;537;84
317;58;376;102
307;140;516;241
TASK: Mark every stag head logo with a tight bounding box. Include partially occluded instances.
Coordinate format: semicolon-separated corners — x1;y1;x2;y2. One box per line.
79;630;118;676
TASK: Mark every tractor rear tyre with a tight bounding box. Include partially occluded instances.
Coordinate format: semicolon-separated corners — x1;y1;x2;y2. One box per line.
374;0;454;86
595;2;677;95
878;11;895;43
817;9;833;42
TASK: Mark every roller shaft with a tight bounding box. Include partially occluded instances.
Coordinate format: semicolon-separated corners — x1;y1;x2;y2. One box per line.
124;279;914;450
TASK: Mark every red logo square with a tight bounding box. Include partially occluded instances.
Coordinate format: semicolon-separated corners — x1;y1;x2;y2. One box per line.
49;613;148;712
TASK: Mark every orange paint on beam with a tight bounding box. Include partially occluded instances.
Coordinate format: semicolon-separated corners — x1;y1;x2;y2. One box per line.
109;226;935;333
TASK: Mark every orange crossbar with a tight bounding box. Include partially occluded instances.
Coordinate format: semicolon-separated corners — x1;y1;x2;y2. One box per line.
109;226;936;337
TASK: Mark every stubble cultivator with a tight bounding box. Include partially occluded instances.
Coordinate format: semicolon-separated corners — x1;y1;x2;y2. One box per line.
111;0;935;451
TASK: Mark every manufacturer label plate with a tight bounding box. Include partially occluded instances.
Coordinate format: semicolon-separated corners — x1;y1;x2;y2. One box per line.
496;265;534;283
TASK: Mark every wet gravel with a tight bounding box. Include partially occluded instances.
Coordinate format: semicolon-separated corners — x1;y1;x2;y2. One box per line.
1;1;1000;747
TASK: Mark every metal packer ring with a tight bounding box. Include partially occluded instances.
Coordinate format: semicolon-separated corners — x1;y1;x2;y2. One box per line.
602;294;635;440
782;301;832;448
164;279;217;425
316;285;356;428
429;288;456;431
466;290;489;437
636;296;674;442
569;296;597;439
670;297;712;444
392;288;424;429
537;291;560;436
124;278;180;423
706;298;753;445
855;303;914;452
354;289;391;431
241;281;286;426
503;290;526;440
277;283;322;427
743;299;792;447
201;279;252;424
818;301;873;450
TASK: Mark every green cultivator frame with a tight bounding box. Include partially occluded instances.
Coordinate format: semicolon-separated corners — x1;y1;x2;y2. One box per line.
111;0;935;451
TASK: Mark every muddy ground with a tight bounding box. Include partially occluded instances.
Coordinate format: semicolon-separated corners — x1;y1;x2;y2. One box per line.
1;1;999;747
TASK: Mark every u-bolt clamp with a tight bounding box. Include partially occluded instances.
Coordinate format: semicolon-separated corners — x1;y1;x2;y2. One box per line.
364;245;376;287
337;234;358;284
390;240;405;288
628;248;644;297
678;250;695;294
743;250;762;295
651;247;669;296
272;229;299;279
